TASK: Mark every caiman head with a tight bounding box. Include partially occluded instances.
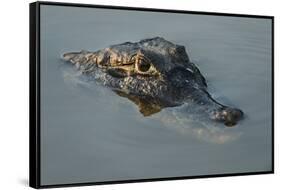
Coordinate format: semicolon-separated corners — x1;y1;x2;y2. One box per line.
62;37;243;126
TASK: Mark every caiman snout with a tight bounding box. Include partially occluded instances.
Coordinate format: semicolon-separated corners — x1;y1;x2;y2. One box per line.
212;107;244;126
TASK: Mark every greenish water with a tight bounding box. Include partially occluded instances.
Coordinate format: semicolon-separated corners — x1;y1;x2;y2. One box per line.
40;5;272;185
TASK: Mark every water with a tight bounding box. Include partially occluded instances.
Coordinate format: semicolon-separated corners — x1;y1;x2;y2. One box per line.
40;5;272;185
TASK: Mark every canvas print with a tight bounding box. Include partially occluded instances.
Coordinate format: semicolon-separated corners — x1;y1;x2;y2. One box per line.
30;2;273;188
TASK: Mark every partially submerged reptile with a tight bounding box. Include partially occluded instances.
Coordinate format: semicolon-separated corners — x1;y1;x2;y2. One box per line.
62;37;243;126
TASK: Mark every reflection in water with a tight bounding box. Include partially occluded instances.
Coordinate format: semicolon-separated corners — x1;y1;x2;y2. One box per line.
151;107;242;144
62;65;242;144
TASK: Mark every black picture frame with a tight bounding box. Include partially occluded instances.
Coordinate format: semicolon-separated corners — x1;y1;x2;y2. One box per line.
29;1;274;189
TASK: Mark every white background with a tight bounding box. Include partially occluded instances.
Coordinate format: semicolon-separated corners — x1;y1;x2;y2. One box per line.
0;0;278;189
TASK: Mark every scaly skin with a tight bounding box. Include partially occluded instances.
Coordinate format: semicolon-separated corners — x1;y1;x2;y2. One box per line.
62;37;243;126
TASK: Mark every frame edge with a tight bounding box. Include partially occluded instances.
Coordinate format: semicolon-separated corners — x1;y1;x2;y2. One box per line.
29;1;41;189
37;1;274;19
271;16;274;174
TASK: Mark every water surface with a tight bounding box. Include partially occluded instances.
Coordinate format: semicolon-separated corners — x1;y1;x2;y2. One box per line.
40;5;272;185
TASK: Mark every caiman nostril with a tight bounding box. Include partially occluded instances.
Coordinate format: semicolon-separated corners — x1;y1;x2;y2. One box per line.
223;108;244;127
213;107;244;127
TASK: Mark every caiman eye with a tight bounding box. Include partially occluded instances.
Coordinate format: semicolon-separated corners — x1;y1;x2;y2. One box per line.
137;59;151;72
132;51;157;75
